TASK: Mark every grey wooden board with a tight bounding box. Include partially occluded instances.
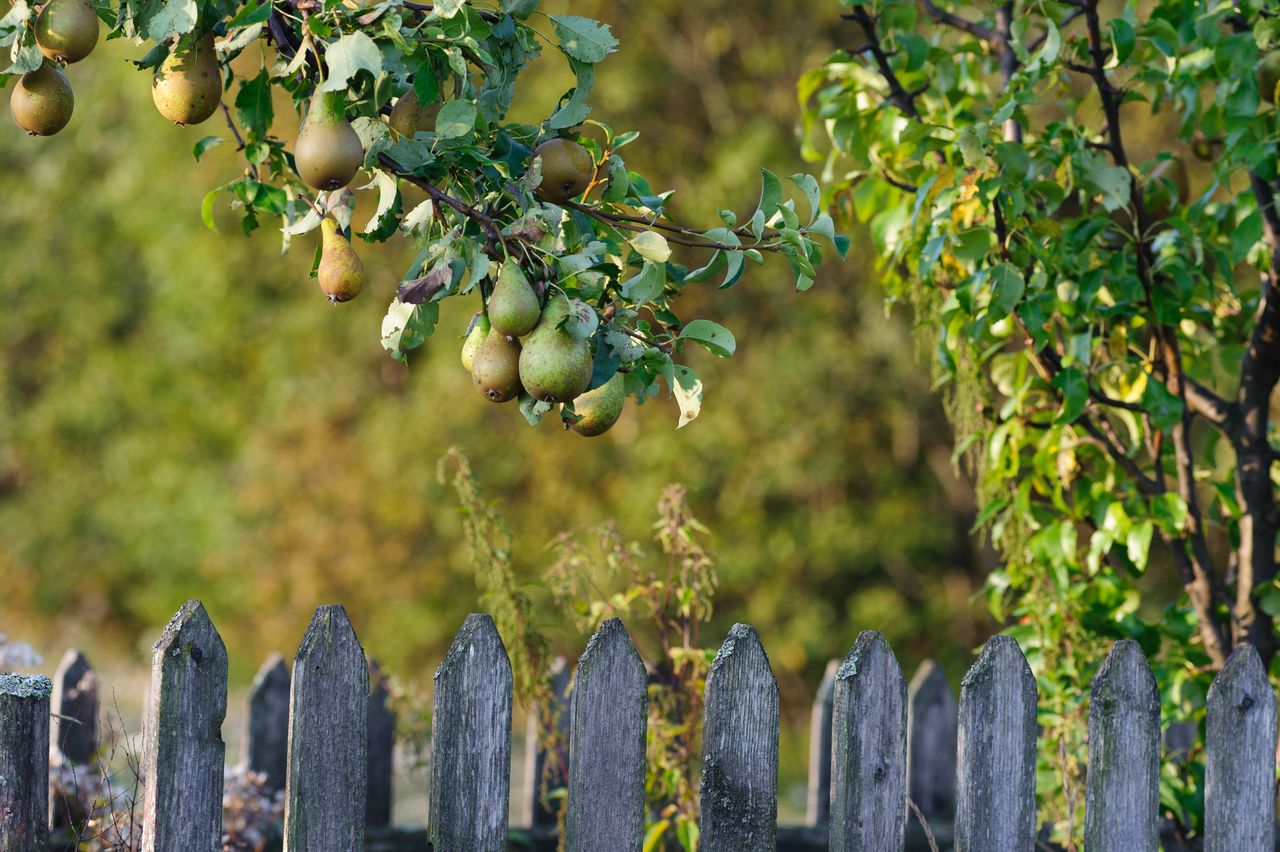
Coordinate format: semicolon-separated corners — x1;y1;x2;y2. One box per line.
0;674;52;852
830;630;908;852
429;613;513;852
50;649;97;764
246;653;290;792
906;659;956;820
140;600;229;852
954;634;1038;852
566;617;648;852
806;659;839;827
284;605;369;852
1205;643;1278;852
524;655;571;828
699;624;779;852
367;659;395;826
1083;640;1160;851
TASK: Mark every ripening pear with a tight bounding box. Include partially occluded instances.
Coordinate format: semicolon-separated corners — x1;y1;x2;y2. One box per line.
460;314;490;372
518;296;593;403
35;0;99;64
152;33;221;126
472;332;523;402
388;87;441;139
487;265;541;337
533;138;594;203
10;61;73;136
569;372;626;437
1259;52;1280;105
296;91;364;191
317;217;366;303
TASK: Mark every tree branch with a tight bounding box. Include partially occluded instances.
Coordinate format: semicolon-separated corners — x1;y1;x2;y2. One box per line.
842;7;923;118
915;0;997;42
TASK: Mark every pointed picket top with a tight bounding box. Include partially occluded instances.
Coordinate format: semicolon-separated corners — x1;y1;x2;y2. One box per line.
1083;640;1160;851
699;624;779;852
954;634;1038;852
524;655;572;828
806;658;840;826
51;649;98;764
1205;644;1278;852
246;653;290;792
567;617;648;852
284;605;369;852
907;660;957;820
141;600;229;852
429;614;512;852
830;630;908;852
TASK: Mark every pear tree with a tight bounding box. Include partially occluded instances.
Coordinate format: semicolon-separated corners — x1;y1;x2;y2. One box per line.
0;0;845;435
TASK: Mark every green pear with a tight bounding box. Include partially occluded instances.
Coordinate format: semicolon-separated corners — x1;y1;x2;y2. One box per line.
472;332;522;402
388;87;441;138
533;138;594;203
295;91;364;191
317;217;366;302
10;61;73;136
569;372;626;437
152;33;221;126
519;296;593;403
461;314;490;372
487;264;541;337
1259;52;1280;106
35;0;99;64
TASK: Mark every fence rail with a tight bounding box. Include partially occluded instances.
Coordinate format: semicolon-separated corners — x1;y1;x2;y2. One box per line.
2;599;1277;851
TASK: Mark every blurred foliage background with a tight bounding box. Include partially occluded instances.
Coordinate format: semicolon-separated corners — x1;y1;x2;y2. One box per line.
0;0;994;799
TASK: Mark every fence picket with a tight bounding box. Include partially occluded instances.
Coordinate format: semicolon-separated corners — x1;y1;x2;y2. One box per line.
954;634;1037;852
0;674;51;852
830;630;908;852
367;659;395;827
906;660;956;821
140;600;228;852
429;613;512;852
284;605;369;852
51;649;97;764
567;617;648;852
524;655;571;829
806;658;839;827
246;653;290;792
699;624;779;852
1205;644;1277;852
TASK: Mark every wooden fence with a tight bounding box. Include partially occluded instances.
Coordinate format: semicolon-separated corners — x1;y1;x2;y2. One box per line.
1;599;1277;851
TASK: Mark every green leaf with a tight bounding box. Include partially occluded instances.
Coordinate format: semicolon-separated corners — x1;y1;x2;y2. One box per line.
1078;150;1131;212
1126;520;1154;567
1142;378;1183;431
620;261;665;304
1109;19;1136;65
678;320;735;358
319;32;383;93
789;173;822;224
630;231;671;263
435;100;478;139
227;1;274;28
551;15;618;63
192;136;223;161
235;70;274;139
988;264;1025;320
756;169;782;221
1052;366;1088;424
145;0;197;41
549;59;595;129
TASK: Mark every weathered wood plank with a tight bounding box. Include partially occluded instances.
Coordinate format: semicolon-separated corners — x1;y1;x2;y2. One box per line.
429;613;513;852
566;617;648;852
140;600;228;852
50;650;97;764
366;659;395;827
830;630;908;852
806;658;839;827
246;653;290;792
1205;643;1277;852
954;634;1038;852
524;656;571;829
284;605;369;852
906;659;956;821
0;673;51;852
699;624;779;852
1083;640;1160;851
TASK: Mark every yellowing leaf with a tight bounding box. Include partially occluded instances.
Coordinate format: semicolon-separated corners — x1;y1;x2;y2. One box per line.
630;231;671;263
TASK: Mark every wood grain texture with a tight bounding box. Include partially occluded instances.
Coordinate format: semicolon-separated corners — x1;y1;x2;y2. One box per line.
0;674;52;852
954;634;1037;852
284;605;369;852
50;650;97;764
566;617;648;852
140;600;228;852
367;659;396;827
429;613;513;852
1083;640;1160;852
699;624;779;852
246;653;290;792
806;658;839;827
830;630;908;852
1205;643;1277;852
524;656;571;828
906;660;956;820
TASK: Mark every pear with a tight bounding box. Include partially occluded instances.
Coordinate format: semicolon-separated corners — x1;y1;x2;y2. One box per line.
152;33;221;126
35;0;99;64
472;332;522;402
317;217;366;303
1259;52;1280;105
10;61;73;136
487;264;541;337
460;314;490;372
569;372;626;437
533;138;594;203
296;91;364;191
388;87;441;139
518;297;593;403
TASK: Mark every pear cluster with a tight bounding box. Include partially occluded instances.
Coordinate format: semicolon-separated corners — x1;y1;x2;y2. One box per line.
9;0;97;136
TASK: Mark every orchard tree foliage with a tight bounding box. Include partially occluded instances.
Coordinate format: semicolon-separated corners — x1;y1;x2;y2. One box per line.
0;0;845;434
804;0;1280;837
